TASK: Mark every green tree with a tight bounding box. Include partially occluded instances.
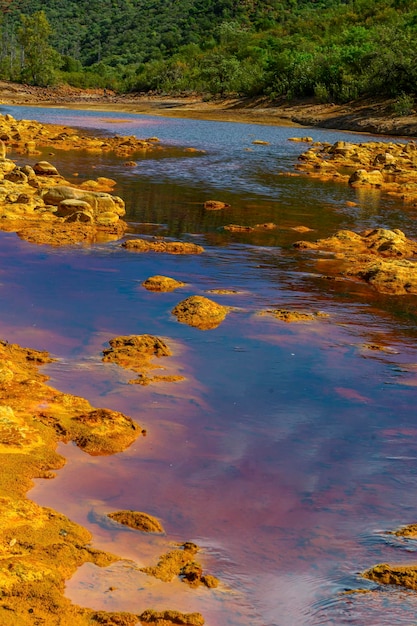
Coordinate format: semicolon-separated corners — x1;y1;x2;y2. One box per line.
17;10;61;85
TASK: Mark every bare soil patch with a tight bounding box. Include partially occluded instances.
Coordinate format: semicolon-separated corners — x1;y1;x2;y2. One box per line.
2;81;417;136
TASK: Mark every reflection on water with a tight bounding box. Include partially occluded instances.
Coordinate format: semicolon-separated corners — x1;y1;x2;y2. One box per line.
1;105;417;624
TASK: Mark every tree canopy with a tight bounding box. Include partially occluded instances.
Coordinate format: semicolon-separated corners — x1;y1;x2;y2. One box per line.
0;0;417;102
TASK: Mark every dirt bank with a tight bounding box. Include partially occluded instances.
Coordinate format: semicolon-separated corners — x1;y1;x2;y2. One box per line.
1;81;417;136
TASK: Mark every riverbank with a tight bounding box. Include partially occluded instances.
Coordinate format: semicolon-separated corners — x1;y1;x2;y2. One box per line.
1;80;417;136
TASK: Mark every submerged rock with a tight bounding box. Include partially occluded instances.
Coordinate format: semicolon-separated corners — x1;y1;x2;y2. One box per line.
172;296;230;330
288;136;313;143
260;308;329;322
223;222;277;233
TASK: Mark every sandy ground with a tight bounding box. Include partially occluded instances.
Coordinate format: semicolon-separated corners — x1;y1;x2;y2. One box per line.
1;80;417;136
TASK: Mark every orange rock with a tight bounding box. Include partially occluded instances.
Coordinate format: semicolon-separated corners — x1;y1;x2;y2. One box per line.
204;200;230;210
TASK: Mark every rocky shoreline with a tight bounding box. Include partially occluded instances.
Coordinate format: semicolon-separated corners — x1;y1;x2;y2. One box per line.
0;113;215;626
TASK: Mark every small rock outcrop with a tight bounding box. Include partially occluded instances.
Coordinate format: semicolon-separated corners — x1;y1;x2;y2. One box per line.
139;610;205;626
141;542;219;589
203;200;230;210
259;309;329;322
142;275;186;292
122;238;204;254
363;563;417;591
102;334;184;385
171;296;230;330
107;510;164;533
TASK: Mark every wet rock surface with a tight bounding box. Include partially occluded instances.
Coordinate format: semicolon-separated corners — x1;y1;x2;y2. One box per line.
223;222;277;233
203;200;230;210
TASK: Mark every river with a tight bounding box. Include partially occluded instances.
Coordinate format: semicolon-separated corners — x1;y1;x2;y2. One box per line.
1;104;417;625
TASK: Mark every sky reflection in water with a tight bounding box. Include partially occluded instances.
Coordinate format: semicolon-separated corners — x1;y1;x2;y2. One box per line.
1;105;417;625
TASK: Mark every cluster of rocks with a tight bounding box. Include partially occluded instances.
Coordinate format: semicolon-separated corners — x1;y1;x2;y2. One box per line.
0;112;204;246
295;227;417;295
0;339;154;625
0;151;128;245
294;138;417;205
0;116;127;245
0;112;159;156
0;115;236;625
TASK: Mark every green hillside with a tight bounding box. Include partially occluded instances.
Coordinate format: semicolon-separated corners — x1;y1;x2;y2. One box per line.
1;0;417;104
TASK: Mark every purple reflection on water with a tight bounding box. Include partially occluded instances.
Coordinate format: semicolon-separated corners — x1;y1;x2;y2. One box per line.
1;108;417;624
13;231;416;625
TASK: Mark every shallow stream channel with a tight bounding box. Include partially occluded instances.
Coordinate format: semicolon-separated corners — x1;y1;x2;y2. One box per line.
2;104;417;625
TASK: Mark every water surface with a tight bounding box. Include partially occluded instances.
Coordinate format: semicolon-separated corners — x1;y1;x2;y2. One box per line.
1;105;417;625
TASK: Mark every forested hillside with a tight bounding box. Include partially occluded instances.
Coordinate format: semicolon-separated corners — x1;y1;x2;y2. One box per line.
1;0;417;106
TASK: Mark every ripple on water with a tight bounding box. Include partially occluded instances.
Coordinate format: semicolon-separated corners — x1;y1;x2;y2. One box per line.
310;586;417;625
